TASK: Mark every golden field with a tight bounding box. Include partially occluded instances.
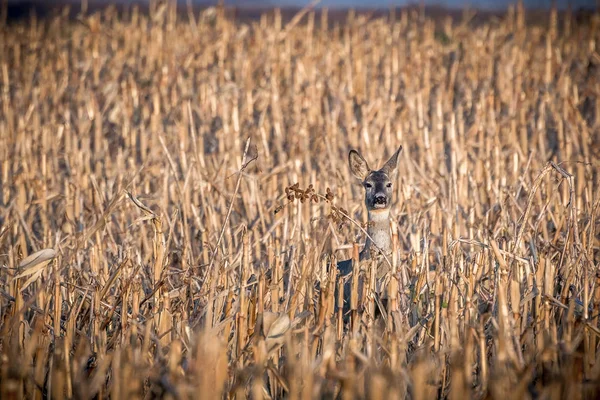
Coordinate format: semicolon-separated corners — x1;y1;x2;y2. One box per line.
0;2;599;398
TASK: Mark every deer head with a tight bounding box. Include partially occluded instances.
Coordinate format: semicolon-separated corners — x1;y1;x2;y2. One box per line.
348;146;403;213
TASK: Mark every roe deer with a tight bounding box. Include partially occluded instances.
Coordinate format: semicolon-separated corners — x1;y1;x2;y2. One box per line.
336;146;403;314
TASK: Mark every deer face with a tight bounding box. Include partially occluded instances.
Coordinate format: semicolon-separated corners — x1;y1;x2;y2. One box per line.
348;146;403;212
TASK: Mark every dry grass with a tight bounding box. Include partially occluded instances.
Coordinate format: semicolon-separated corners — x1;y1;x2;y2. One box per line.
0;1;599;398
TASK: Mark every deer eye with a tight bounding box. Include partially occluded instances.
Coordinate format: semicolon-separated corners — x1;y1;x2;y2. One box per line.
364;183;373;189
386;183;392;188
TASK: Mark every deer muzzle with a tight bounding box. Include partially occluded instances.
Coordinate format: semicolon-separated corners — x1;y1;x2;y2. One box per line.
373;194;387;208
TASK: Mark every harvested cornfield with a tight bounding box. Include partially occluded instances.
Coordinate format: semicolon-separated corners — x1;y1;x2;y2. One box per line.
0;1;599;398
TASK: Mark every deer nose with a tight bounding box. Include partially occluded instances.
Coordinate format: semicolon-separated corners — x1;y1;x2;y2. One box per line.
374;194;387;205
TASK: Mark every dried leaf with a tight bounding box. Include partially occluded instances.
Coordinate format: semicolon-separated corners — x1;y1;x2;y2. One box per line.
15;249;56;280
264;312;290;352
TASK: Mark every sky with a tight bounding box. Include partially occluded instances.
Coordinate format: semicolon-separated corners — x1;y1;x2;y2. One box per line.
6;0;598;10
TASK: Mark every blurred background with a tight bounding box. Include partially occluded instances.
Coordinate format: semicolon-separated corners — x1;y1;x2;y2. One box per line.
3;0;597;26
4;0;598;13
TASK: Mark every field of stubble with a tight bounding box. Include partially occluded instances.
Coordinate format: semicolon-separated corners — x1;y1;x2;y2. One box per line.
0;2;599;399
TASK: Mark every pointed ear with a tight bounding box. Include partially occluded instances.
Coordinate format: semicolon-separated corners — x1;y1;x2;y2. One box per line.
348;150;370;181
381;146;403;178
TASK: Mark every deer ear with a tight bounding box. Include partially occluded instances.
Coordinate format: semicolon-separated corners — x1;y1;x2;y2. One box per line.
348;150;370;181
381;146;403;178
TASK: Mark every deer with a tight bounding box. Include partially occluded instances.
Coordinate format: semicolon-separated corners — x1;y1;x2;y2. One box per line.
336;146;403;318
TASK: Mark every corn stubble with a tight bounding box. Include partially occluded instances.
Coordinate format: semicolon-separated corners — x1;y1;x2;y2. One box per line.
0;1;599;398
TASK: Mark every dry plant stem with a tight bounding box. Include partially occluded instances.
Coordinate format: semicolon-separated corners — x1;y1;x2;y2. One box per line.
280;0;321;38
205;137;256;327
208;138;255;269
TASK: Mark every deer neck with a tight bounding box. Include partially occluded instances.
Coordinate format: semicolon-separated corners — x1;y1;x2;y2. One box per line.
360;209;392;260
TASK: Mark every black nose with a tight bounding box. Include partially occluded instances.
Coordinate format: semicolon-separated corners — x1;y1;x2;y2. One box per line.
374;194;387;205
